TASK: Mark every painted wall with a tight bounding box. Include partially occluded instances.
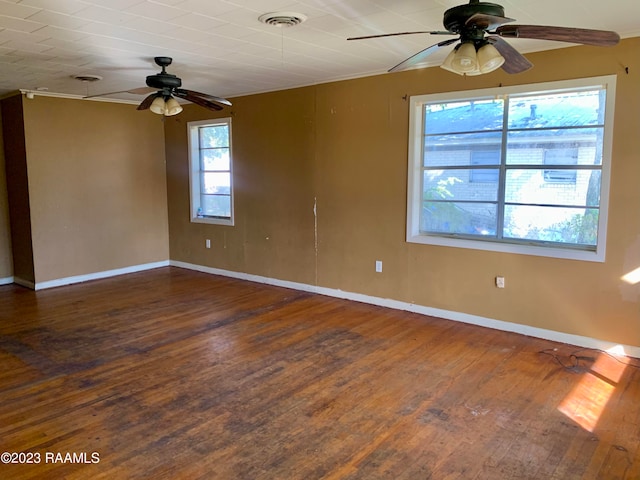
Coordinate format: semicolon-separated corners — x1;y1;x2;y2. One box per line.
0;104;14;280
166;38;640;348
4;95;170;284
165;87;317;284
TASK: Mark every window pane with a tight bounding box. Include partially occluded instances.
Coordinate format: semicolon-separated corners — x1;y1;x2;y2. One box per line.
422;201;497;236
423;169;498;201
505;169;601;207
506;128;603;165
201;194;231;218
503;205;599;246
202;172;230;194
508;89;604;130
201;149;230;171
199;125;229;148
424;99;504;135
424;132;502;167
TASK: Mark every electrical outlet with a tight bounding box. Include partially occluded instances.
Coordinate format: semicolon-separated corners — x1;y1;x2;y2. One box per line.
496;276;505;288
205;239;211;249
375;260;383;273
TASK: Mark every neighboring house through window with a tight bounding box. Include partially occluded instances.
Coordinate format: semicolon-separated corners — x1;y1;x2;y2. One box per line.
544;147;579;184
188;118;234;226
470;150;500;183
406;75;616;262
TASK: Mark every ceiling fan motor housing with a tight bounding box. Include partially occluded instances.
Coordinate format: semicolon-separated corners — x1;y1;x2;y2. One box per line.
145;73;182;89
146;56;182;90
443;1;505;34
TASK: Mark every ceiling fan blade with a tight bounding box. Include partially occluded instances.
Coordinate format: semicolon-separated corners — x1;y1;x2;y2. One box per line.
348;30;452;41
488;36;533;74
466;13;515;31
495;25;620;46
84;86;156;99
173;90;224;111
389;38;459;73
137;92;159;111
175;88;232;107
128;86;158;95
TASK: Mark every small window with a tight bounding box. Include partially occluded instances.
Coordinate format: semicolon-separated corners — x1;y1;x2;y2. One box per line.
407;76;616;262
188;118;234;226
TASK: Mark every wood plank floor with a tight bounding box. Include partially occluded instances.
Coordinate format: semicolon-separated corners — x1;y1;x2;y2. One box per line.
0;266;638;479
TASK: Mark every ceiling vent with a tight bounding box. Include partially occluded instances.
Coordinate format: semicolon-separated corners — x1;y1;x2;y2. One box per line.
259;12;307;28
72;74;103;82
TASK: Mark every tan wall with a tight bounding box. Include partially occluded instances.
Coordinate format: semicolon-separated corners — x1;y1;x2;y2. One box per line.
165;88;317;284
0;103;15;279
20;96;169;283
166;38;640;348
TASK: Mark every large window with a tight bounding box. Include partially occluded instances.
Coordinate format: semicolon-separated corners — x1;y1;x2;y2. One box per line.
188;118;234;226
407;76;616;262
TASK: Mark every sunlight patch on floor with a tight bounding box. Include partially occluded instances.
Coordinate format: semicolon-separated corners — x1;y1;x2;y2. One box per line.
558;350;627;432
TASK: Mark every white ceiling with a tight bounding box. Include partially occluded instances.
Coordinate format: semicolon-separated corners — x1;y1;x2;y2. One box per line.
1;0;639;102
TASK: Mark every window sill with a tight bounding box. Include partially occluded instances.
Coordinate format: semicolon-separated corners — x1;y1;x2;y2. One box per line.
191;216;234;227
406;232;605;263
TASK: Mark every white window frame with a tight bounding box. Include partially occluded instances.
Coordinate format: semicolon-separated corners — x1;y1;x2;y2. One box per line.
188;118;234;226
406;75;616;262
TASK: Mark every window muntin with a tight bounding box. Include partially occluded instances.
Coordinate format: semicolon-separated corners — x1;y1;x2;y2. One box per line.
188;118;234;226
407;76;616;262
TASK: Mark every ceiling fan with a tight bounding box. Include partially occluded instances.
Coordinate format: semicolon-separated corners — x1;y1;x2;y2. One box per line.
348;0;620;76
85;56;232;115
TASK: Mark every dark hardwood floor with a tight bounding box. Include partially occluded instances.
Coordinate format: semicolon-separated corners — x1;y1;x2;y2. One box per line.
0;266;638;479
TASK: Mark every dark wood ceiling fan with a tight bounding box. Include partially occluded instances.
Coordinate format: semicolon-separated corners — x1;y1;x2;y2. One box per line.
348;0;620;74
85;56;232;113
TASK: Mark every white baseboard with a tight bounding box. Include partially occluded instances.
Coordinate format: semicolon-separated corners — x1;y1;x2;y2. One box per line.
171;260;640;358
0;276;14;286
34;261;170;290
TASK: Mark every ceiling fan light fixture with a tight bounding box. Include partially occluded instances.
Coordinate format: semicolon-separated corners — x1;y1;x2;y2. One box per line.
477;43;505;73
451;41;478;73
350;1;620;77
149;96;166;115
440;47;464;75
164;97;183;116
464;66;483;76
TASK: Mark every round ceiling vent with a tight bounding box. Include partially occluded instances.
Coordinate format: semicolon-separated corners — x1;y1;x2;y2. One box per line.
258;12;307;27
72;74;103;82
